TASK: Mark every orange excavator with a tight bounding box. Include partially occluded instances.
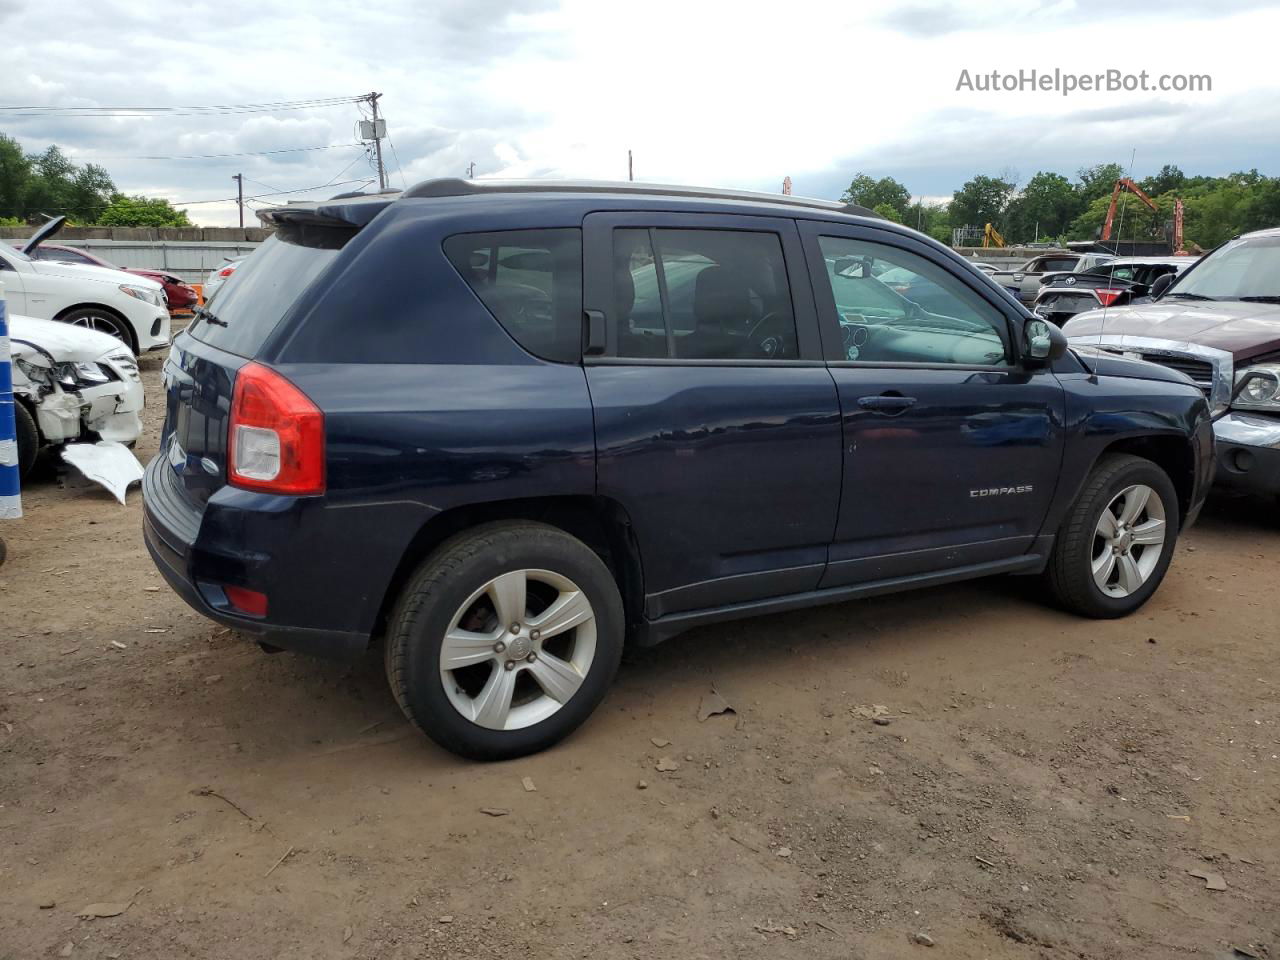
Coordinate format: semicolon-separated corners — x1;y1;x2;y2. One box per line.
1101;177;1185;252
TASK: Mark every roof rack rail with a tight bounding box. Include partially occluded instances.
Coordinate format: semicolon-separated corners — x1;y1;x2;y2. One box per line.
401;178;879;218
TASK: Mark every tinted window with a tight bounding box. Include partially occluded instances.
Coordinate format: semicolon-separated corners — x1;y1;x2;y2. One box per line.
817;236;1009;366
1039;257;1078;272
187;229;343;358
41;248;93;265
444;229;582;363
613;228;797;360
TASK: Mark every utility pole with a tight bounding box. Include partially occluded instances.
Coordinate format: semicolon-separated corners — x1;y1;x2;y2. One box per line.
628;150;633;182
368;92;387;190
466;161;476;178
232;173;244;228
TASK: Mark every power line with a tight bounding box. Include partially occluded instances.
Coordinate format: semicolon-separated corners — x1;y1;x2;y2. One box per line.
71;143;364;161
0;96;364;118
387;137;408;189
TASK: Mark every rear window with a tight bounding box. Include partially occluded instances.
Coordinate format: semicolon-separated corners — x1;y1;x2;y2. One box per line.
443;229;582;363
188;228;345;358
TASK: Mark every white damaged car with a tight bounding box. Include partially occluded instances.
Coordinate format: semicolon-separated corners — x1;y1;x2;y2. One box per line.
8;313;144;478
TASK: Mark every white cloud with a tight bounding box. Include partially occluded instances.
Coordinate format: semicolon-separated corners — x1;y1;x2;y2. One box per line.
0;0;1276;224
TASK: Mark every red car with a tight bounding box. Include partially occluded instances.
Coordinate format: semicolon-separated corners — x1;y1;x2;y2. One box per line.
26;243;199;311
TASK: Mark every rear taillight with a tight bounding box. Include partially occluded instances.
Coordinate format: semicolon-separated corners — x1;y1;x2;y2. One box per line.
1095;288;1124;307
218;265;236;277
228;363;325;495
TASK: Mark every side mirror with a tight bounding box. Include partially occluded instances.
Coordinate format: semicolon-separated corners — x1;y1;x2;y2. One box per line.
1149;272;1176;300
1024;318;1068;364
833;255;873;279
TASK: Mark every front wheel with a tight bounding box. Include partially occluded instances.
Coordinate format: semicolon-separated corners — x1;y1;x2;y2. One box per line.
57;307;135;352
385;521;624;760
1044;454;1180;618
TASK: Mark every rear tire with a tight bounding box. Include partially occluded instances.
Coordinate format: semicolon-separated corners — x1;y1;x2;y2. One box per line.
13;401;38;480
385;521;625;761
1044;454;1179;618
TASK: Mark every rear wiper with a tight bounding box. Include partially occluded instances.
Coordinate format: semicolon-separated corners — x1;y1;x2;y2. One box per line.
1162;292;1215;301
193;305;228;327
1239;295;1280;303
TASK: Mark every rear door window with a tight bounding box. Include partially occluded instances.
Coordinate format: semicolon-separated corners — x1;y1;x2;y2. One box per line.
443;229;582;363
187;230;344;358
611;228;799;360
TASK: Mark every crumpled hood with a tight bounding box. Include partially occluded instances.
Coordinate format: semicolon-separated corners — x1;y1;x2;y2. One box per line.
1063;299;1280;360
29;258;163;290
8;313;125;362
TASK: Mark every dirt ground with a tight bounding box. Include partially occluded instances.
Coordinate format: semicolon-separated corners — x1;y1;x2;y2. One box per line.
1;349;1277;960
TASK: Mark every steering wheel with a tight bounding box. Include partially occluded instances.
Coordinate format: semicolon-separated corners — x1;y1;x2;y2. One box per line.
747;311;794;359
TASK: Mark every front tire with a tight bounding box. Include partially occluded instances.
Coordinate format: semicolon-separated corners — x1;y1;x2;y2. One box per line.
385;521;625;760
13;401;38;480
1045;454;1180;618
57;307;136;353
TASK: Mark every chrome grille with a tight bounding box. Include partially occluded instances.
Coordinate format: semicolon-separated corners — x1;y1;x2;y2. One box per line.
1133;353;1214;390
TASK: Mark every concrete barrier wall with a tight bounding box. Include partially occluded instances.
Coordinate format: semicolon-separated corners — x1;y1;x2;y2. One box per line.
0;226;271;283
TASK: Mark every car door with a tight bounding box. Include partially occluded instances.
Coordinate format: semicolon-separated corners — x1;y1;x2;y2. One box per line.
582;211;842;618
798;220;1066;587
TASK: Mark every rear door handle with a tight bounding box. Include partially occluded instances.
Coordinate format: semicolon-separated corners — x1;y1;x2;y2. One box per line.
857;394;917;414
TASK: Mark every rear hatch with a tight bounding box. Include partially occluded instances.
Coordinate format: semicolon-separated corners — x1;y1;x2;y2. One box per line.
159;229;347;508
1037;272;1137;317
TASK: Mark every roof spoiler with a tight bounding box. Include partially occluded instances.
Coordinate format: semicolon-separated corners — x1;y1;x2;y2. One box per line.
256;191;400;230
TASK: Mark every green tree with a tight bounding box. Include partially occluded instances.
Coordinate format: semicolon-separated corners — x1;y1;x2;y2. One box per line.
872;202;902;223
949;175;1015;232
1005;171;1082;242
1076;162;1125;205
97;193;191;227
1141;164;1186;197
0;134;32;221
841;173;912;219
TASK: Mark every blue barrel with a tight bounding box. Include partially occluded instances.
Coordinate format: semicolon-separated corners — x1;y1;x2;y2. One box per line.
0;280;21;520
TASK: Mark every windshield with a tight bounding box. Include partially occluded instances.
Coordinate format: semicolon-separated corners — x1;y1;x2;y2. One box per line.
1169;235;1280;300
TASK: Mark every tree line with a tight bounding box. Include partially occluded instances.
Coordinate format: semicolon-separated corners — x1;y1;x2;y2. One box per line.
0;133;191;228
841;164;1280;250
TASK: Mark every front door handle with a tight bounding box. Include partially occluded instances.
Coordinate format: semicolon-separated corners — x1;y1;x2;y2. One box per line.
857;394;917;414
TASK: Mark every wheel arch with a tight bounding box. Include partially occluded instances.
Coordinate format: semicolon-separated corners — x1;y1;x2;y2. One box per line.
372;495;645;644
1096;434;1195;521
53;302;138;353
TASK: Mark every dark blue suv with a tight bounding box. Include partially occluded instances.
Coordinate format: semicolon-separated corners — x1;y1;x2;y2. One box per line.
144;179;1214;759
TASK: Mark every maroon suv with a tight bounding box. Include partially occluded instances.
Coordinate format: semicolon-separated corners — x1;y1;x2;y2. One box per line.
1064;226;1280;498
28;243;198;311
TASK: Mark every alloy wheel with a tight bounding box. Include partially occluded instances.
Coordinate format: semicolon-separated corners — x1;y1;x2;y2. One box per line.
1091;484;1167;598
439;568;597;731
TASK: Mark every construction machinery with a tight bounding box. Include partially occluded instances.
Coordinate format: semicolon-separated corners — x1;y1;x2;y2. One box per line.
982;222;1006;248
1100;177;1187;254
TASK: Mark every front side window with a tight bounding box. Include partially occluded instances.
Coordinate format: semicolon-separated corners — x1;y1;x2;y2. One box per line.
444;229;582;363
817;236;1009;366
612;228;798;360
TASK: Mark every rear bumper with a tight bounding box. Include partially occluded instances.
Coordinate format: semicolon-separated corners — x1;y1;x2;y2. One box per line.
1213;411;1280;497
142;454;371;660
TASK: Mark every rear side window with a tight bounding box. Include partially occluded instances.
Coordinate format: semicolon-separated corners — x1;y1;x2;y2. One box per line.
444;229;582;363
188;229;345;358
612;228;798;360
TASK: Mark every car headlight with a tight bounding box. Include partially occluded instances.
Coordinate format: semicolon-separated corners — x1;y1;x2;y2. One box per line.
14;356;53;385
1231;363;1280;412
120;283;164;307
54;361;114;389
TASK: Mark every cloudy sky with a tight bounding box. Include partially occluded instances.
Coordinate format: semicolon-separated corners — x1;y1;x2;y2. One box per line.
2;0;1277;226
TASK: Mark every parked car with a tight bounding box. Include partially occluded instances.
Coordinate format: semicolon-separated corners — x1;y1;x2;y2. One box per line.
1034;256;1198;327
0;218;169;353
202;255;249;302
8;313;144;478
990;251;1115;304
27;243;199;312
1065;226;1280;500
145;179;1213;761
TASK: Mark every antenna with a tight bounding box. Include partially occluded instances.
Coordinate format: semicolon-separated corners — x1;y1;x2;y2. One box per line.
1096;148;1137;348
